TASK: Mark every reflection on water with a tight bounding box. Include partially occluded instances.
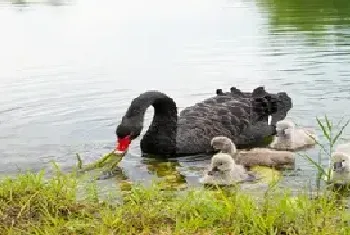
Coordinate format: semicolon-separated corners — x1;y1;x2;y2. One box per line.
141;158;188;190
1;0;350;193
258;0;350;34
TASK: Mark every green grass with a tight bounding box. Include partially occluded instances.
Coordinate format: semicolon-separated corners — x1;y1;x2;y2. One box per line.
1;116;350;234
0;166;350;234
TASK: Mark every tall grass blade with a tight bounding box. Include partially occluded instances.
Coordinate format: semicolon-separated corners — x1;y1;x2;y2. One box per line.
332;119;350;147
325;115;332;134
298;153;327;177
307;132;329;156
316;117;331;142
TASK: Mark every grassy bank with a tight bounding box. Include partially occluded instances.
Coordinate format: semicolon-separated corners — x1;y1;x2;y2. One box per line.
1;116;350;234
0;167;350;235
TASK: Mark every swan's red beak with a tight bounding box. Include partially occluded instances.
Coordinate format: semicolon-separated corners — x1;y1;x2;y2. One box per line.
115;135;131;154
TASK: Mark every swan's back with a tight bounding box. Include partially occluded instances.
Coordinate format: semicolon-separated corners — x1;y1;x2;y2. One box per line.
176;95;267;154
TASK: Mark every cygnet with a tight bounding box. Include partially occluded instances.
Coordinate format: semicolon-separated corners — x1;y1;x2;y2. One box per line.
269;120;317;151
200;152;255;185
211;136;237;159
211;136;294;167
238;148;295;167
330;143;350;184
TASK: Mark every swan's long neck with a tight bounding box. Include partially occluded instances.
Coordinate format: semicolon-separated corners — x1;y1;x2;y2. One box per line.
123;91;178;155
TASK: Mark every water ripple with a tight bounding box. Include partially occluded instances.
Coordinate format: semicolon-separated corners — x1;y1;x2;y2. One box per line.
1;0;350;191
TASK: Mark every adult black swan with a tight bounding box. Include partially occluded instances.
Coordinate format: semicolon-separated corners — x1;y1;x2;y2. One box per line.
115;86;292;157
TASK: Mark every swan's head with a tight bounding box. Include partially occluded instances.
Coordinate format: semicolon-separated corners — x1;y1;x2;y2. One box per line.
276;120;295;138
332;152;350;173
115;122;142;154
208;153;234;175
211;136;236;155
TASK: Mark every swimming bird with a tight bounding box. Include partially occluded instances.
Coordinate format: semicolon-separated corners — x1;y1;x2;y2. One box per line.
115;87;292;157
211;136;294;167
200;152;256;185
238;148;295;167
269;120;316;151
211;136;237;160
329;143;350;185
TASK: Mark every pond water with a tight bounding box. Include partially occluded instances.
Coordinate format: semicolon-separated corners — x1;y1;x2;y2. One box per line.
1;0;350;192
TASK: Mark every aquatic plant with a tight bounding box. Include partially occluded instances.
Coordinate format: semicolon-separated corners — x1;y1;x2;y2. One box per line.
75;152;124;174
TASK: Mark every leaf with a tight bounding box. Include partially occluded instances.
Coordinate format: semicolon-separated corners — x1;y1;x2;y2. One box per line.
316;117;331;142
298;153;327;177
306;131;329;156
324;115;332;133
76;153;83;170
332;119;350;147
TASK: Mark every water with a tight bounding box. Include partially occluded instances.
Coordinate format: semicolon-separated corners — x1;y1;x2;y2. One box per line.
1;0;350;191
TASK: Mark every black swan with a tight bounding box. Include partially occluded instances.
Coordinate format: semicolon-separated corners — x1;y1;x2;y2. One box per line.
115;86;292;157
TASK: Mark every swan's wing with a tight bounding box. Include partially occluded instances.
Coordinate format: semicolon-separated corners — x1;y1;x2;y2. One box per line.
176;118;232;154
177;95;278;152
178;99;243;154
234;121;276;149
178;97;250;138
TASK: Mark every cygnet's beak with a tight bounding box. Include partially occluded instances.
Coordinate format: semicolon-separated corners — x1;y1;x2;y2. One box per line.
275;129;285;137
334;161;344;172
